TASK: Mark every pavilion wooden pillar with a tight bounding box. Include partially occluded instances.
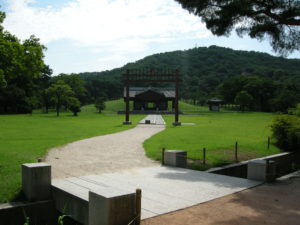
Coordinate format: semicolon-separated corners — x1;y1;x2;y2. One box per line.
122;68;181;126
123;70;132;125
173;69;181;126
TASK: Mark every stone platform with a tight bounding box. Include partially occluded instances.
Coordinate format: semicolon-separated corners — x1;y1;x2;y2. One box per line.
52;166;261;220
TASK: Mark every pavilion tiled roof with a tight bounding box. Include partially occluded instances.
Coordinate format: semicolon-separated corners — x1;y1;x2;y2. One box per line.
124;87;175;98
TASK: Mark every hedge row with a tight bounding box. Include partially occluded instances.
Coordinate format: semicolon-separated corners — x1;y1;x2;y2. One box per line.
271;115;300;152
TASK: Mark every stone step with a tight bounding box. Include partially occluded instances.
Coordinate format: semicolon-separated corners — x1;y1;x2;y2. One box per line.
52;178;136;225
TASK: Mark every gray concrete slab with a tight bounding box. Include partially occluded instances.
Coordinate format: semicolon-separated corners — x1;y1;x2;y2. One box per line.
52;166;261;220
139;115;165;125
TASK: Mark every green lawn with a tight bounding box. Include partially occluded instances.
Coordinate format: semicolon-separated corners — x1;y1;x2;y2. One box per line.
0;111;143;202
144;112;280;167
0;100;281;203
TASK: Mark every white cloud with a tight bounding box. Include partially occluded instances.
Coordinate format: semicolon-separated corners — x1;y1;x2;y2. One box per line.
3;0;210;53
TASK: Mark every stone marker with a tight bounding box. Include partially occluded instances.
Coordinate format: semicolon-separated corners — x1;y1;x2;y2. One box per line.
247;160;276;182
164;150;187;168
22;163;51;201
89;188;136;225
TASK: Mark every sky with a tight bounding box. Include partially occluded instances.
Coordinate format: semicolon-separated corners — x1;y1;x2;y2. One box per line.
1;0;300;75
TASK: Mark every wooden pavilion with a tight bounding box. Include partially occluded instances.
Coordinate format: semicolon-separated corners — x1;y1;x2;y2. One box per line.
122;69;181;125
207;98;223;112
123;87;175;111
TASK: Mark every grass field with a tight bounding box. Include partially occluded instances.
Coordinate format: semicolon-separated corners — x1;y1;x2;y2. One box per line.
0;111;143;202
144;112;280;168
0;100;280;202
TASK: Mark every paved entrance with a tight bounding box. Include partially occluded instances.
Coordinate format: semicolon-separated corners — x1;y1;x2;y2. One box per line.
52;166;261;220
139;115;165;125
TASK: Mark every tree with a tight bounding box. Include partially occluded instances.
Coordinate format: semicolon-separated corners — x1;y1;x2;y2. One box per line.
95;97;106;113
271;115;300;152
270;89;298;112
0;69;6;88
46;80;74;116
0;10;49;113
68;97;81;116
52;74;87;104
174;0;300;55
39;65;53;113
235;90;253;111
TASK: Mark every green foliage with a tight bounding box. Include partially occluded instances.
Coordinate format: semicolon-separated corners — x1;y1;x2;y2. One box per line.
95;97;106;113
174;0;300;55
271;115;300;152
219;75;278;111
46;80;74;116
0;9;49;113
0;69;6;88
23;217;30;225
288;104;300;116
270;86;300;112
234;91;253;111
144;112;280;166
68;97;81;116
52;73;87;104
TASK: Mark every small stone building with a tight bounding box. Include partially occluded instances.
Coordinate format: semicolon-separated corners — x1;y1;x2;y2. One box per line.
124;87;175;111
207;98;223;112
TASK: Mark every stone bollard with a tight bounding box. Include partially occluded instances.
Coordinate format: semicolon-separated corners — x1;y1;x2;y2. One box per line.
247;160;276;182
89;188;136;225
164;150;187;168
22;163;51;201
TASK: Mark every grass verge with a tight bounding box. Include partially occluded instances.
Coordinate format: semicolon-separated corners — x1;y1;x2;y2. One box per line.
0;111;143;202
144;112;280;167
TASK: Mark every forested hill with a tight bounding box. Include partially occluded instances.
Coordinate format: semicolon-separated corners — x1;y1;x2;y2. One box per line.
78;45;300;111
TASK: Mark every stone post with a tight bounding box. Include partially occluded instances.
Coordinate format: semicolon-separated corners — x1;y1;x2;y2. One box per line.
22;163;51;201
89;188;136;225
247;160;276;182
164;150;187;168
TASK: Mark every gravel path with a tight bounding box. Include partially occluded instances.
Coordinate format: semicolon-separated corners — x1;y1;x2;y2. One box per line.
45;124;165;178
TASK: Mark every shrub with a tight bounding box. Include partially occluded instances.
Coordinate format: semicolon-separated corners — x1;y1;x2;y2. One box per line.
271;115;300;152
95;97;106;113
288;103;300;116
68;97;81;116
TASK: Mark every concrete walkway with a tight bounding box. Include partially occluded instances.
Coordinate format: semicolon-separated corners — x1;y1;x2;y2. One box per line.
52;166;261;220
139;115;166;125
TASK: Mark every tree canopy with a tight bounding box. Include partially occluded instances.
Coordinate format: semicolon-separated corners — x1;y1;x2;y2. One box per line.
0;10;50;113
46;80;74;116
174;0;300;55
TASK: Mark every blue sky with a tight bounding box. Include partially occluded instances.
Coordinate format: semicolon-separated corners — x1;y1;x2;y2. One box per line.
1;0;300;75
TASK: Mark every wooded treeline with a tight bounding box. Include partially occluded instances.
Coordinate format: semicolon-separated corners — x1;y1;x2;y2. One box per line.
78;46;300;112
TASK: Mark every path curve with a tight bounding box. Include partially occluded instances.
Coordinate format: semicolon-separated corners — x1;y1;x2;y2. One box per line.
45;124;165;178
